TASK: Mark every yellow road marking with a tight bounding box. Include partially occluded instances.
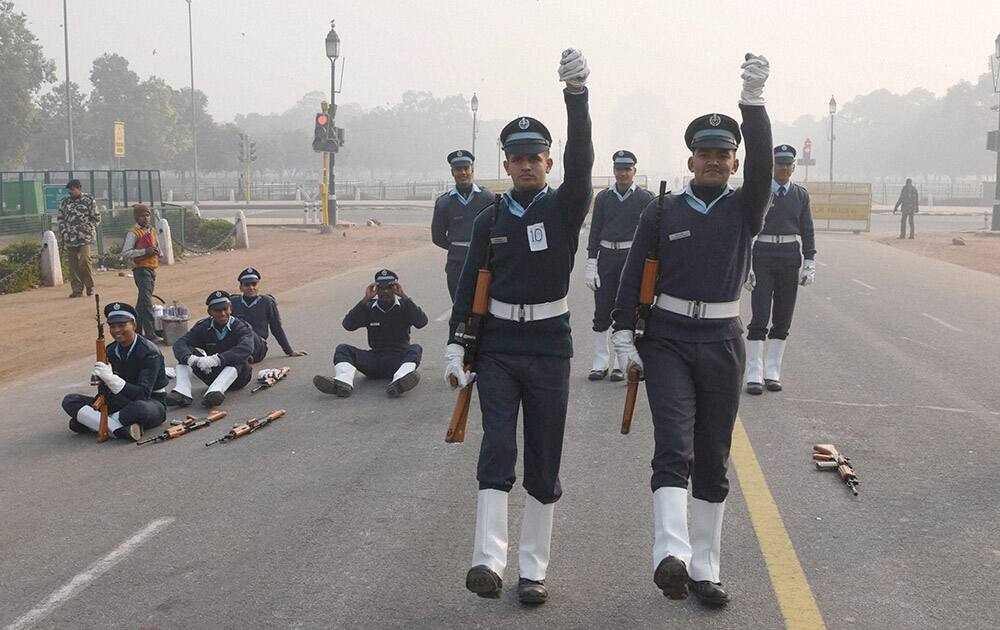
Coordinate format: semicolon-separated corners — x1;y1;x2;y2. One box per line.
731;417;826;630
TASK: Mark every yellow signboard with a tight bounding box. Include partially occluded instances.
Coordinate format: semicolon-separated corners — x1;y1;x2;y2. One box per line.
113;121;126;157
802;182;872;231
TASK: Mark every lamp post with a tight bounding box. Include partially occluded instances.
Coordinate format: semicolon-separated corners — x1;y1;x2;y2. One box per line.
828;95;837;184
470;93;479;155
185;0;199;208
991;33;1000;230
325;21;341;228
62;0;74;171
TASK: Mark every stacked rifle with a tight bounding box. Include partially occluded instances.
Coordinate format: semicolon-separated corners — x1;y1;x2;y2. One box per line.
137;410;228;445
205;409;286;446
813;443;860;496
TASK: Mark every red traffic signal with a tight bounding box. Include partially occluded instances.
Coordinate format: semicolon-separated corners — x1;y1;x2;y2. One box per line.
316;114;329;126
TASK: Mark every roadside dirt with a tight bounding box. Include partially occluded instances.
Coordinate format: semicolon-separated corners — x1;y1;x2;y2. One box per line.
0;225;430;384
877;231;1000;277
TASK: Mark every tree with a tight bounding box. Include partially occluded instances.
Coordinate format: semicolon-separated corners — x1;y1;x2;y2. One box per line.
0;0;55;167
24;81;86;168
79;53;142;166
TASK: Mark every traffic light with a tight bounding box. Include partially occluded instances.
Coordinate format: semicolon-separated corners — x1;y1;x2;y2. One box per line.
249;141;257;162
312;113;330;151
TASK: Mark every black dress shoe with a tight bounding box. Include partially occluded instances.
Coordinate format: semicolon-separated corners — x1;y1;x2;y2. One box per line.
386;371;420;398
746;382;763;395
85;287;94;296
202;390;225;408
689;579;731;606
466;565;502;599
764;379;782;392
68;418;88;433
517;577;548;604
588;369;607;381
69;291;83;298
313;375;352;397
609;368;625;382
653;556;689;600
165;391;193;408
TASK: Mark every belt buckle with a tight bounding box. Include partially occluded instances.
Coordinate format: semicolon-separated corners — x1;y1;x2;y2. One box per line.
517;304;526;323
687;300;706;319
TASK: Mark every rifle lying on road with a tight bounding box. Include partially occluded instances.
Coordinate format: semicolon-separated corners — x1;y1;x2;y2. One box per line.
622;181;668;435
813;443;860;496
136;410;228;445
205;409;286;446
446;194;500;444
251;367;290;393
92;294;110;443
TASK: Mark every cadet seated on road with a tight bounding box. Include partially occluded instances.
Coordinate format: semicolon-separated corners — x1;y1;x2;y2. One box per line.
166;290;257;409
62;302;169;441
313;269;428;398
230;266;307;363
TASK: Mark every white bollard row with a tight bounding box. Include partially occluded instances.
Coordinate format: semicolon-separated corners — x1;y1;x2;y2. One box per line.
40;230;63;287
302;202;323;224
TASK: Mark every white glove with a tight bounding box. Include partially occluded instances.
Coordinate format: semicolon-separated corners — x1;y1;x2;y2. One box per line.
444;343;475;388
611;330;644;377
584;258;600;291
186;354;200;368
558;48;589;89
739;53;770;106
257;368;280;381
195;354;222;374
93;361;126;394
744;269;757;292
800;259;816;286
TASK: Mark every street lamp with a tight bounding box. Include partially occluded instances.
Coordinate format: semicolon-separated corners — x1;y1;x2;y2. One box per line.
470;93;479;156
325;21;341;228
185;0;199;208
828;95;837;184
62;0;74;171
991;33;1000;230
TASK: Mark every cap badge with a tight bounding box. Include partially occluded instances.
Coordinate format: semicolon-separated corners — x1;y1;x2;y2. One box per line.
617;150;624;157
456;151;463;157
113;303;121;310
518;117;530;130
215;291;223;297
709;114;721;127
782;145;788;151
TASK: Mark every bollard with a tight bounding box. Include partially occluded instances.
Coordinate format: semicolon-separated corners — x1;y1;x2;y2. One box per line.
167;189;174;202
229;189;236;202
157;217;175;265
192;202;201;218
235;211;250;249
303;201;309;225
40;230;63;287
295;188;302;201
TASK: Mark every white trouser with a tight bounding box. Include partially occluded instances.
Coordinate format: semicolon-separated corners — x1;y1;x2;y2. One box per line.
471;489;508;576
174;364;193;398
745;339;764;384
689;499;725;583
334;362;356;387
519;495;555;581
391;361;416;383
764;339;787;381
592;330;610;372
207;366;238;394
652;487;692;570
76;405;123;435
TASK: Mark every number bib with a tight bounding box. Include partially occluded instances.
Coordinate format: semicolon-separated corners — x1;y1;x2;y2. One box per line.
526;222;548;252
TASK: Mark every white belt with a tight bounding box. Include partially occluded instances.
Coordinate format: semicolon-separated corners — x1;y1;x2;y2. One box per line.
600;239;633;250
654;294;740;319
153;387;167;394
756;234;799;244
488;297;569;322
451;241;470;247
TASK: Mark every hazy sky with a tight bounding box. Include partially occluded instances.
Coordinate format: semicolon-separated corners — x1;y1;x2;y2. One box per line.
20;0;1000;171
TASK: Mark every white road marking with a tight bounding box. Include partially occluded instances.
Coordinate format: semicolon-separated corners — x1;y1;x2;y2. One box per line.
921;313;963;332
814;260;829;267
5;517;175;630
900;336;939;351
435;307;452;322
851;279;877;291
785;397;976;415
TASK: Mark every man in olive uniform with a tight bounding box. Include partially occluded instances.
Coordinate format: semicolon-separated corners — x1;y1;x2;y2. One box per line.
894;177;919;239
445;48;593;605
744;145;816;395
432;151;496;301
584;150;653;381
57;179;100;298
612;53;772;607
61;302;168;441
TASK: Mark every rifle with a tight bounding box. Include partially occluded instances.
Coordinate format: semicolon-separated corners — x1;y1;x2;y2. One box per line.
204;409;286;446
813;443;860;496
92;294;110;443
136;410;227;446
445;195;500;444
251;366;290;393
621;181;667;435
